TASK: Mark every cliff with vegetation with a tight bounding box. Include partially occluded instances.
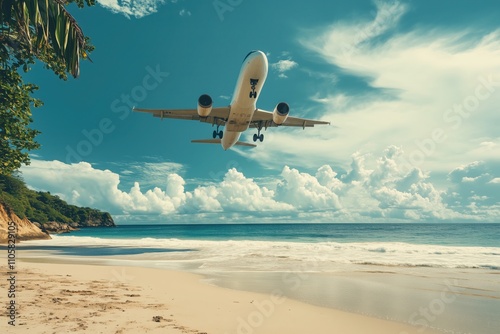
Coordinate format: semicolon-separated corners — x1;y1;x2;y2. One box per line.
0;174;115;243
0;202;50;243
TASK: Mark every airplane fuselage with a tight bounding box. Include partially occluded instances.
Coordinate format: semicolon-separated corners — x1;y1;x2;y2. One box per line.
133;50;329;149
222;51;268;150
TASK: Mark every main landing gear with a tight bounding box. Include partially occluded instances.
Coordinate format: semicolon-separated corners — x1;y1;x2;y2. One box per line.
253;133;264;142
253;125;264;142
212;125;223;139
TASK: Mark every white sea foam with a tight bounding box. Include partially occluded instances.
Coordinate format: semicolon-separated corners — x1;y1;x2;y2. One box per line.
22;236;500;272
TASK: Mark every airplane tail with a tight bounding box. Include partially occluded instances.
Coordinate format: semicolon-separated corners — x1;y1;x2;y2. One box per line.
191;139;256;148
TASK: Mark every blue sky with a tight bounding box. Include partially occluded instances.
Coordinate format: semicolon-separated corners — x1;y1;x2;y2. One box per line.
20;0;500;224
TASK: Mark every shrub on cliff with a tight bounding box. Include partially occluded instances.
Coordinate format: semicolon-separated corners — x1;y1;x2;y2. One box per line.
0;174;114;227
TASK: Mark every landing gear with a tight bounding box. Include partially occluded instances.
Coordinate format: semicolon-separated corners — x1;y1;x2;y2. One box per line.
253;133;264;142
212;125;223;139
253;123;264;142
249;78;258;99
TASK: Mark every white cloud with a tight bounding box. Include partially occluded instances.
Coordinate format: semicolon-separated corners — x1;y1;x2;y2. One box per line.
19;150;500;223
336;146;459;221
444;161;500;217
319;0;407;63
271;59;298;78
239;1;500;177
179;9;191;17
20;160;292;220
276;166;341;210
112;161;184;189
97;0;166;19
272;59;298;72
185;169;293;213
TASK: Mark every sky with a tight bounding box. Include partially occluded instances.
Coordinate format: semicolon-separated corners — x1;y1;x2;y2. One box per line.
19;0;500;224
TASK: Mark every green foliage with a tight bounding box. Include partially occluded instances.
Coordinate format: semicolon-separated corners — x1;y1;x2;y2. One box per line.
0;173;114;226
1;191;28;218
0;65;41;174
0;0;95;78
0;0;94;175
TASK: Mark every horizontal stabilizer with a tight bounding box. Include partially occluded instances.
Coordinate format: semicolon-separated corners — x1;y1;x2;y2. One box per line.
234;141;257;148
191;139;256;148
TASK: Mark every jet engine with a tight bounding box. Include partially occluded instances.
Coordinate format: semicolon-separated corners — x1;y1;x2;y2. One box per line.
197;94;213;117
272;102;290;125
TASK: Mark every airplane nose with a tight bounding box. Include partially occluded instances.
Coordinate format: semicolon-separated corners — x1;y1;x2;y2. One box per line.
254;50;266;61
244;50;267;63
252;51;268;69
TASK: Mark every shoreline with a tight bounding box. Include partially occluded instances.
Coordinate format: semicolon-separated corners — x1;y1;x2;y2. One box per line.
1;260;447;334
5;232;500;334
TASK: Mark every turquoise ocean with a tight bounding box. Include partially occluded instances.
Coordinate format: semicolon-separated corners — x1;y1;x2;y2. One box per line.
21;223;500;269
20;223;500;334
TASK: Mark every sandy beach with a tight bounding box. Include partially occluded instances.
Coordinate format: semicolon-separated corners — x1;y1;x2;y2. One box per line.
1;260;448;334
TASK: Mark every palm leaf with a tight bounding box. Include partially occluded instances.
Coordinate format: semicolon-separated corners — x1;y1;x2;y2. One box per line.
6;0;90;78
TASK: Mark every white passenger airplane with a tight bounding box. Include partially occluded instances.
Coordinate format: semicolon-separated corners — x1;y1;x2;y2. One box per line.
133;50;330;150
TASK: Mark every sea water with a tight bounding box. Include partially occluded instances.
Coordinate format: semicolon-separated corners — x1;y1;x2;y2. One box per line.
52;223;500;247
19;223;500;334
21;223;500;271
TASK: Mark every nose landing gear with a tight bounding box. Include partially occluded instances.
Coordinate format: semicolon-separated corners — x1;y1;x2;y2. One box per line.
249;79;259;99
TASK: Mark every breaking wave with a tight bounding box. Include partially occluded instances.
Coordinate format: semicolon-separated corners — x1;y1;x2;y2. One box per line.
22;235;500;272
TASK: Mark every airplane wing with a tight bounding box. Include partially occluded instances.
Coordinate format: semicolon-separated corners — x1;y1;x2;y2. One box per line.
251;109;330;129
133;107;231;126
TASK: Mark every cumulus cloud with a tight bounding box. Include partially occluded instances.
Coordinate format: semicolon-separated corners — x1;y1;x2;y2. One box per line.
114;161;184;189
328;146;459;221
271;59;298;78
444;161;500;216
20;160;170;214
183;169;293;213
276;166;341;210
20;149;500;223
20;160;292;221
97;0;167;19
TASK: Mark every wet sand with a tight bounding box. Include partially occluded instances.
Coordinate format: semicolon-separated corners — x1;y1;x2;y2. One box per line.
0;261;447;334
